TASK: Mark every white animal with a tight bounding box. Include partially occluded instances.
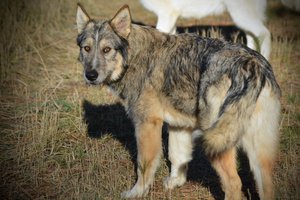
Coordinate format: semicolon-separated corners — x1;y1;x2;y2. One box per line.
140;0;271;59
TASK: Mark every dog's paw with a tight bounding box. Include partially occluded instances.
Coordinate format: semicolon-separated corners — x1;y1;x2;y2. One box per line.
121;190;146;199
121;190;138;199
121;185;149;199
163;176;186;190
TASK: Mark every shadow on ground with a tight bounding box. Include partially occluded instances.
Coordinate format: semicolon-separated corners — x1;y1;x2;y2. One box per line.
82;99;259;200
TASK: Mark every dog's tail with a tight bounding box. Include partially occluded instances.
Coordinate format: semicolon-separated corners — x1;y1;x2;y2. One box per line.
193;57;280;157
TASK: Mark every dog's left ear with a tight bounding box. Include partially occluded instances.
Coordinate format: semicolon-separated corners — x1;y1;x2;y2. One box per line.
110;5;131;38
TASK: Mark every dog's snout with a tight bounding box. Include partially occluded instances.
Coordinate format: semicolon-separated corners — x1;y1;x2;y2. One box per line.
85;70;98;81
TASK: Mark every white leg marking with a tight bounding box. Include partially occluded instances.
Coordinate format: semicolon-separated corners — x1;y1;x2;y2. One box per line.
164;128;193;189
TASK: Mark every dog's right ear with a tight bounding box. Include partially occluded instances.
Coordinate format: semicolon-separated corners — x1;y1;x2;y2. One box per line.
76;3;90;33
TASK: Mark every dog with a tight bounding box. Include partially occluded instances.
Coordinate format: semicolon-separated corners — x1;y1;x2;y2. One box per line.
76;4;281;199
140;0;271;60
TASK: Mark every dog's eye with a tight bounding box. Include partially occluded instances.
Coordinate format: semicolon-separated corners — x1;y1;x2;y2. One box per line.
103;47;111;54
83;46;91;52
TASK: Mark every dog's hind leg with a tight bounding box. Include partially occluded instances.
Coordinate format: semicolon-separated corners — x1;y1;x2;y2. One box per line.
164;127;193;189
242;124;277;200
241;87;280;200
122;118;163;198
210;147;243;200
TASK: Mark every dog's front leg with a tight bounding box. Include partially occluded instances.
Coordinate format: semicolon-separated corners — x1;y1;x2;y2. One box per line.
121;118;163;198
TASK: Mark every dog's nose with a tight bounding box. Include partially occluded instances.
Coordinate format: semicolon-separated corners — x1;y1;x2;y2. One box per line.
85;70;98;81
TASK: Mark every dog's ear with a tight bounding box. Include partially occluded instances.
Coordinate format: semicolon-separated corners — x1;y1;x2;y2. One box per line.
76;3;90;33
110;5;131;38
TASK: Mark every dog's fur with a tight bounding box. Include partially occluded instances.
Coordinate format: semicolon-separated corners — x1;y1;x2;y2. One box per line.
76;4;281;200
140;0;271;60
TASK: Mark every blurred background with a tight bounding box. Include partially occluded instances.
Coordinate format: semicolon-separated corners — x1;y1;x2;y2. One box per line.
0;0;299;199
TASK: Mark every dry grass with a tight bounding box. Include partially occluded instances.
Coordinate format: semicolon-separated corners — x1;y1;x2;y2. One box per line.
0;0;299;199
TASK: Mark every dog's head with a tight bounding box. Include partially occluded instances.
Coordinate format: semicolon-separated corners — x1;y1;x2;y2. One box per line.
76;4;131;85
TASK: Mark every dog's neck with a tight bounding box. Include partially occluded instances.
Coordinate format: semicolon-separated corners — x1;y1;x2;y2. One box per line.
107;24;168;102
127;24;169;60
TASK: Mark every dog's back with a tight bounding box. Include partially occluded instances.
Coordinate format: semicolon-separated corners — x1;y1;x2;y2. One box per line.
126;25;279;110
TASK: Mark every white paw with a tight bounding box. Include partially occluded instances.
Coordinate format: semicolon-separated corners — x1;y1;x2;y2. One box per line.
163;176;186;190
121;185;149;199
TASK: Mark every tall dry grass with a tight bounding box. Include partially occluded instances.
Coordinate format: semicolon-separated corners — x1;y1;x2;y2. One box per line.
0;0;299;199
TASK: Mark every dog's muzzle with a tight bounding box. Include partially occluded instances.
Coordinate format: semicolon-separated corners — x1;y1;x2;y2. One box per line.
85;69;98;82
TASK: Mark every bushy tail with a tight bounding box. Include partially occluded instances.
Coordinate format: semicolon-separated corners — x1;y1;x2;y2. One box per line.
193;58;279;157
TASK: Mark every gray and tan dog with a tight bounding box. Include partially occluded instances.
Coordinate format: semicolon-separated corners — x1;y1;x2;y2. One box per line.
76;4;281;200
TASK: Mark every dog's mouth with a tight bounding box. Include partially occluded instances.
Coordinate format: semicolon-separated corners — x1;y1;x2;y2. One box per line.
85;77;106;85
84;75;101;86
85;80;99;85
84;75;111;86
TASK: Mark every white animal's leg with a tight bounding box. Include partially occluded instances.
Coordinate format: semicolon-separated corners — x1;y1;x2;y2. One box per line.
235;21;270;59
241;87;280;200
225;0;271;59
240;23;271;59
164;127;193;189
246;34;257;51
156;11;179;34
256;26;271;59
